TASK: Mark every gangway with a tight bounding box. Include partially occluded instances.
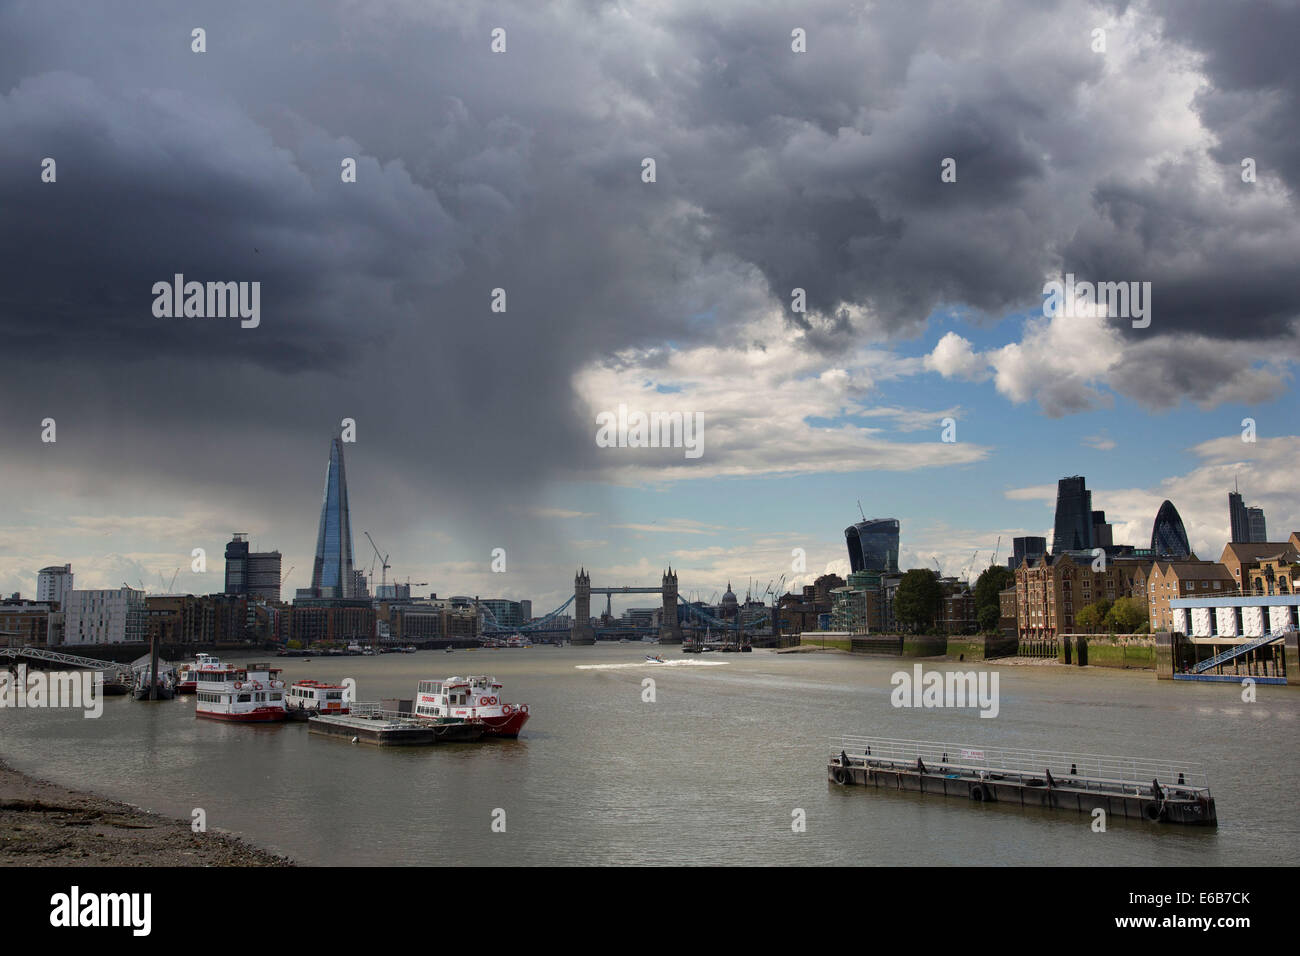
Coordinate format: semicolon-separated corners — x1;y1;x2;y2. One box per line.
1192;632;1281;673
0;645;122;670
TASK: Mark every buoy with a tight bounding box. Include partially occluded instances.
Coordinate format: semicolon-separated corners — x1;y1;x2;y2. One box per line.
351;736;359;744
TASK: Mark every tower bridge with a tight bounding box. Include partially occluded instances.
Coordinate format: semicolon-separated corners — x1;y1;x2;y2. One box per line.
475;569;773;646
573;568;681;645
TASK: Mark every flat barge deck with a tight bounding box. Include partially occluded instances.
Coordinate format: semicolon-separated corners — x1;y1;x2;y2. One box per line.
308;704;484;746
828;735;1216;826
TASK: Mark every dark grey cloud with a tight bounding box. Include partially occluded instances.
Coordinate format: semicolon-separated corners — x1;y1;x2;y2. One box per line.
1;0;1298;594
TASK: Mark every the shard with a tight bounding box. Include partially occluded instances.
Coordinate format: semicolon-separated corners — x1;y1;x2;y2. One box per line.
309;437;355;598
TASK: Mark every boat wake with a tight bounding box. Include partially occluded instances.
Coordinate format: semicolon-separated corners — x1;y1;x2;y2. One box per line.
575;660;729;670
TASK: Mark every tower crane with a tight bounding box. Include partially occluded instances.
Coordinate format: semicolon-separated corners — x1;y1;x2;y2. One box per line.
364;532;390;594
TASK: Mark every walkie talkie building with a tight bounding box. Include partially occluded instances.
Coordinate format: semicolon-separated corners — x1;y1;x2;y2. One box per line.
845;518;900;573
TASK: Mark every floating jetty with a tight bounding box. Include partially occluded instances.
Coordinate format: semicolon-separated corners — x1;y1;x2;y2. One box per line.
828;735;1217;826
308;703;484;746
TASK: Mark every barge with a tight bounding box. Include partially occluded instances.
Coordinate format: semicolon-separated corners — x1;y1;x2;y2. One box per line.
308;703;485;746
828;735;1216;827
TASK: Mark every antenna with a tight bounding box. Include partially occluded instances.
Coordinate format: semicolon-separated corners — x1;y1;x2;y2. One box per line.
857;499;866;521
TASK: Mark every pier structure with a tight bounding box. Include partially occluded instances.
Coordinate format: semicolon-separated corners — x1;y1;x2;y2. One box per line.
828;735;1216;826
1161;594;1298;685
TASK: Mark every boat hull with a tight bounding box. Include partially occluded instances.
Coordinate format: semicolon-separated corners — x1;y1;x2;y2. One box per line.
196;707;287;723
480;710;529;739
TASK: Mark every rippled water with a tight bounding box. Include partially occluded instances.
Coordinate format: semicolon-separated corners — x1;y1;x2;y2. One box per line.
3;645;1296;865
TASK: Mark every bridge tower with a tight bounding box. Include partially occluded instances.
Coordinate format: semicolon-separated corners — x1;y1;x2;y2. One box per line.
659;567;682;644
572;568;595;646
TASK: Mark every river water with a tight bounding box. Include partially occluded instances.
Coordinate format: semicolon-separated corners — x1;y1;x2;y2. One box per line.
2;645;1296;865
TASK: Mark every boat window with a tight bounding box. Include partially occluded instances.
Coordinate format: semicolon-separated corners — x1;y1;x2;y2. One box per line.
237;694;251;703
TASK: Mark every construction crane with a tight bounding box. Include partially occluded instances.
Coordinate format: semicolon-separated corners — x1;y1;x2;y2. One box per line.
992;535;1001;568
932;556;943;576
364;532;390;595
280;566;295;587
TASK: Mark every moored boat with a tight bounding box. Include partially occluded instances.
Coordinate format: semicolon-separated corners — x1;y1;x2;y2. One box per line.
195;661;287;722
284;679;351;720
176;652;224;694
413;675;529;738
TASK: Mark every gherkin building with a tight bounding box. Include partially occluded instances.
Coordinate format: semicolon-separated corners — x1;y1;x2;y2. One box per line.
1150;500;1191;558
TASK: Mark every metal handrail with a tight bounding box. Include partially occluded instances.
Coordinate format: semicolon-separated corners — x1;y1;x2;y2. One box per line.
0;645;122;670
830;735;1209;791
1193;632;1281;672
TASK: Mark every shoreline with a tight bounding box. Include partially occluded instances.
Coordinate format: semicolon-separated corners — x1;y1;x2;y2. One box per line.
0;757;293;867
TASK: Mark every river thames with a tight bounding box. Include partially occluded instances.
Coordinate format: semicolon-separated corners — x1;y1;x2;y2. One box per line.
3;645;1296;865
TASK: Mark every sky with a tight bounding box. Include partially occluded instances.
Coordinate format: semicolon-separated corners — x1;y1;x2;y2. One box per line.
2;0;1298;617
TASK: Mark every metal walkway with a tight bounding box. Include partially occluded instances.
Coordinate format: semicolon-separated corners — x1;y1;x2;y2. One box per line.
831;735;1210;792
1192;632;1282;673
0;645;121;670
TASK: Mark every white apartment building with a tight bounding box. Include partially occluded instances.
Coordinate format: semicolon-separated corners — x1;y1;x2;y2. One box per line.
60;587;146;644
36;564;74;607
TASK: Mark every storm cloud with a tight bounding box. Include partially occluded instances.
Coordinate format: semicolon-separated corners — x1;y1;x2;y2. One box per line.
2;0;1298;600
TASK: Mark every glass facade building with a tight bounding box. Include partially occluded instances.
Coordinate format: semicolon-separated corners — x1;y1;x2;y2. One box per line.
309;438;356;599
1248;507;1268;543
1229;491;1269;543
1009;536;1047;569
845;518;900;573
1149;499;1191;558
1051;476;1093;554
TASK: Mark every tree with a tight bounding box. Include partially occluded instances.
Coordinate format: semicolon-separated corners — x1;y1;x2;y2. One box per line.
1104;596;1147;634
895;569;943;632
1075;598;1112;633
974;565;1014;633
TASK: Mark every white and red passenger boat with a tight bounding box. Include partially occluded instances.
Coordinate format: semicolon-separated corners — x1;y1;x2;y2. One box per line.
195;661;287;722
413;676;529;738
284;679;350;719
176;653;225;694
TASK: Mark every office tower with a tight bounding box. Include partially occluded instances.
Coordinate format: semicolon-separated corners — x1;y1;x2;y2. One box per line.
1228;491;1250;543
1247;507;1267;543
1091;510;1113;549
845;518;900;573
1150;500;1192;558
226;534;283;602
36;564;73;607
351;570;369;599
1229;487;1269;544
246;551;282;602
1051;477;1093;554
1008;537;1047;569
224;534;250;593
309;437;356;599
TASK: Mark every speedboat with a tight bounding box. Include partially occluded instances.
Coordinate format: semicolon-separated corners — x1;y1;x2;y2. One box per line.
645;654;666;663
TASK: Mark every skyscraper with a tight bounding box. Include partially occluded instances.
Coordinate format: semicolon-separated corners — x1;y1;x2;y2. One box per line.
1248;507;1268;543
1008;536;1046;569
225;534;283;602
224;534;249;593
1229;488;1268;543
1051;476;1093;554
845;518;900;573
1150;500;1191;558
1228;491;1250;543
309;437;356;599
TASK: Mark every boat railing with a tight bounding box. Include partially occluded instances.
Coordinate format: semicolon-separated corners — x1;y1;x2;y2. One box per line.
830;735;1210;793
347;701;414;720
